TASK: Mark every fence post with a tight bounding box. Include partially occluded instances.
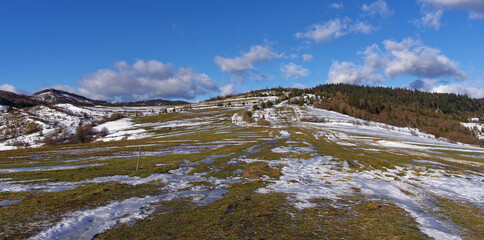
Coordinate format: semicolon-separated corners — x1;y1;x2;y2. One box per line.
136;147;141;171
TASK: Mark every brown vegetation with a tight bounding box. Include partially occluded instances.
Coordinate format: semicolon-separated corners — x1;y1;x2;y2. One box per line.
256;118;271;126
241;110;254;123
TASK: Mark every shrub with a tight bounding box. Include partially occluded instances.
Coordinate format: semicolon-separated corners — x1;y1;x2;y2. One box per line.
99;127;109;137
43;128;71;145
242;110;254;123
71;125;93;144
108;113;124;121
23;122;41;135
266;101;273;108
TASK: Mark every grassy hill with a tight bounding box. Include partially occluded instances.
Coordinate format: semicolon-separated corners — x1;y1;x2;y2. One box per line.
234;84;484;146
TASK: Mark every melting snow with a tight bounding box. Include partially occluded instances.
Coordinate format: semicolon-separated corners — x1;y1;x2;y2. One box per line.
29;166;239;240
0;163;105;173
0;200;21;206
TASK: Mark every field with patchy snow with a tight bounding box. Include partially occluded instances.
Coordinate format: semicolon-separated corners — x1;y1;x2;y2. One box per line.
1;95;483;239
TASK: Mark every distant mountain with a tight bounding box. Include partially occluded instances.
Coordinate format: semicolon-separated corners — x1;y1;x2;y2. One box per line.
0;90;42;109
32;89;106;106
116;99;189;107
0;88;189;108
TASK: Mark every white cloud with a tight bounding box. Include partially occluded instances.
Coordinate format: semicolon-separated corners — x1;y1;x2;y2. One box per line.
412;10;443;30
415;0;484;30
293;83;307;89
328;43;385;85
220;84;236;96
214;45;282;74
420;0;484;16
281;63;309;79
302;54;313;62
361;0;394;18
295;18;350;43
0;84;19;94
295;18;377;43
78;60;218;101
331;3;344;9
431;83;484;98
351;21;378;34
328;61;383;85
327;37;467;85
383;38;467;79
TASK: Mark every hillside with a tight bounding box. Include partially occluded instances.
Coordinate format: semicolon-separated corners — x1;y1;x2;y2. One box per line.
0;90;42;109
0;91;483;239
238;84;484;146
31;89;103;106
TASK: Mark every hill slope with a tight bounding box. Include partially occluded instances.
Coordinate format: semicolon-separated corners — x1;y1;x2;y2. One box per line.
0;90;42;109
31;89;104;106
236;84;484;145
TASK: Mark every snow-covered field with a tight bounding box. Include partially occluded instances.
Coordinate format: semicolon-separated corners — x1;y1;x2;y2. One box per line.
1;95;483;239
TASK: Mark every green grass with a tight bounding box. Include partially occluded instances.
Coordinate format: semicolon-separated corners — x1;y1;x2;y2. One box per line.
431;197;484;240
96;183;427;240
0;182;163;239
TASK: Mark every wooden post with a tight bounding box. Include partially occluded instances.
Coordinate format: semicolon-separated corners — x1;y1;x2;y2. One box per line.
136;147;141;171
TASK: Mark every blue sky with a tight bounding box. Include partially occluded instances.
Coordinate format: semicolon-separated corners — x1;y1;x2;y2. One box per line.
1;0;484;101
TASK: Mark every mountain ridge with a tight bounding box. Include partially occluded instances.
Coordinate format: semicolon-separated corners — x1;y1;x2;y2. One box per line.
0;88;189;108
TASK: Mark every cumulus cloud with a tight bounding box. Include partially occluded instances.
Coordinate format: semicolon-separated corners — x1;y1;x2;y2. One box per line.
383;38;467;79
281;63;309;79
331;3;344;9
0;84;19;94
328;61;383;85
77;60;218;101
295;18;376;43
220;84;236;96
302;54;313;62
327;37;467;85
328;43;386;85
214;45;282;74
361;0;394;18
